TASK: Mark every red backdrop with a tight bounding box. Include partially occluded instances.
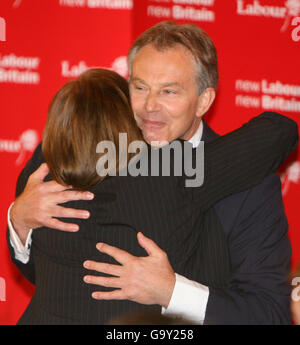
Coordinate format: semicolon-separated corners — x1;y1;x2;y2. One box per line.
0;0;299;324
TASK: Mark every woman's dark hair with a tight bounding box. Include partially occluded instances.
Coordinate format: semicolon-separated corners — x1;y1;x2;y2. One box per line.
42;68;143;190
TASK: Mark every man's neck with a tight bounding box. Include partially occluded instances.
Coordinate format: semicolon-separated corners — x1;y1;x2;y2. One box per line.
188;120;203;148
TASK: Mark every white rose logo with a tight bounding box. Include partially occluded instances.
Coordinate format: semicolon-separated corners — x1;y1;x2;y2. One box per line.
281;161;300;195
0;277;5;302
13;0;22;8
281;0;300;32
15;129;39;165
111;56;128;78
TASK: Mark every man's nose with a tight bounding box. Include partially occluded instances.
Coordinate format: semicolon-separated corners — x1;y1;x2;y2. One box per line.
145;92;161;113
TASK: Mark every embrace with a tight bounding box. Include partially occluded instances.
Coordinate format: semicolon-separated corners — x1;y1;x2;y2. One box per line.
8;21;298;325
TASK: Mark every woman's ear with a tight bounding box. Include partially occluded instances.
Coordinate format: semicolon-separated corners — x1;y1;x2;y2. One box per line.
196;88;216;118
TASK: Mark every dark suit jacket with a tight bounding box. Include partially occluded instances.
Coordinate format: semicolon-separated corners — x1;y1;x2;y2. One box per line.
201;121;294;325
7;112;298;324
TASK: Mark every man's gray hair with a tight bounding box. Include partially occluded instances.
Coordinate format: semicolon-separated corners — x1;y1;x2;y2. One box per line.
128;21;219;94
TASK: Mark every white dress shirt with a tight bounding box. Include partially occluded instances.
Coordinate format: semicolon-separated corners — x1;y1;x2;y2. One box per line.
7;120;209;324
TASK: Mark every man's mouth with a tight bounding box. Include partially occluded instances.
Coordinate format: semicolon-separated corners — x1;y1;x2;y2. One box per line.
141;119;165;129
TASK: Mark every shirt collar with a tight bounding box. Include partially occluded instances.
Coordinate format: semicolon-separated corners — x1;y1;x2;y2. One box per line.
188;120;203;148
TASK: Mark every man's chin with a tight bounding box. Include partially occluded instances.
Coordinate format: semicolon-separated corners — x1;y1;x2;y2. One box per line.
143;133;170;147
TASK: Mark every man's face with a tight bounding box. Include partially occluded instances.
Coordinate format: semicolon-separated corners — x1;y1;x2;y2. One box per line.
129;44;203;144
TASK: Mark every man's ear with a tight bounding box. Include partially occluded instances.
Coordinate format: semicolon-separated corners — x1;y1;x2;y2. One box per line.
195;88;216;118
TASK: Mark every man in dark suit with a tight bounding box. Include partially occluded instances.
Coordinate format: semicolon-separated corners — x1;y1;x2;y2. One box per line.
7;21;293;324
82;120;292;325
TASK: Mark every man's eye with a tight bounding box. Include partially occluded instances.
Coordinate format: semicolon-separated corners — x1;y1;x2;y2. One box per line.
163;89;176;95
134;85;145;91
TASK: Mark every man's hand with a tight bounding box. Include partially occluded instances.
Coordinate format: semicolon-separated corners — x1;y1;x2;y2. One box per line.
10;163;94;245
83;232;176;308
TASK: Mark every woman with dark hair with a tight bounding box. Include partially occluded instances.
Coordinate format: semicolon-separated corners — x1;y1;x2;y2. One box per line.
16;68;298;324
42;68;144;190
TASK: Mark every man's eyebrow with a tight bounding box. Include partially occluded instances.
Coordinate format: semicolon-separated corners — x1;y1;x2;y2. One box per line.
130;78;183;89
160;82;183;89
129;77;147;85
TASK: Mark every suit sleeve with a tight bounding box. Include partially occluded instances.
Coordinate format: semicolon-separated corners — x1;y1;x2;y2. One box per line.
190;111;298;210
204;174;292;324
6;142;45;284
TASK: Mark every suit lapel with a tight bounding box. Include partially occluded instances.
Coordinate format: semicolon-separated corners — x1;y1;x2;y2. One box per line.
201;120;219;144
